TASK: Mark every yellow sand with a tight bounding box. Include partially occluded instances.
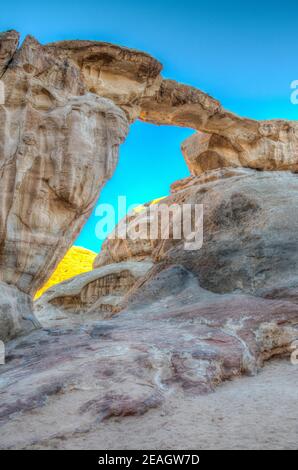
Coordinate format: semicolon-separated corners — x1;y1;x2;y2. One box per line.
34;246;96;299
35;197;165;299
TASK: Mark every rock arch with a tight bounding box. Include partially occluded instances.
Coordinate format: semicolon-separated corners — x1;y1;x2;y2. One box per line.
0;30;298;340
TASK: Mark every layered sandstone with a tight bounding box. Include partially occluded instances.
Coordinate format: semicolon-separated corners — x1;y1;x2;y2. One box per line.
35;260;153;322
0;30;19;77
0;33;129;339
0;282;40;341
1;32;298;303
1;269;297;448
181;126;298;175
42;37;298;174
0;35;128;296
46;39;163;122
94;169;298;299
1;31;298;447
0;32;297;357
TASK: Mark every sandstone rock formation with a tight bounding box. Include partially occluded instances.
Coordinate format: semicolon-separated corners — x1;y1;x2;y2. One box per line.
35;246;97;299
0;31;298;447
1;30;298;341
0;34;128;296
181;126;298;175
36;168;298;399
35;260;153;323
140;81;298;173
1;273;297;448
0;30;19;77
0;33;129;339
94;168;298;298
0;282;40;342
46;39;163;122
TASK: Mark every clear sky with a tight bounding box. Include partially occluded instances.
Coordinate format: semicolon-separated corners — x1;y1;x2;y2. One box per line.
1;1;297;252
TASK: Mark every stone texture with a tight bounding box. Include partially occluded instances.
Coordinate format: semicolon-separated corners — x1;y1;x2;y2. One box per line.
0;282;40;342
35;246;97;299
181;125;298;176
94;169;298;298
1;31;298;340
26;36;298;176
29;168;298;432
0;35;128;296
140;80;298;173
157;169;298;295
0;33;129;339
1;32;298;446
53;167;298;316
0;278;297;448
0;30;19;77
35;260;153;321
46;39;163;122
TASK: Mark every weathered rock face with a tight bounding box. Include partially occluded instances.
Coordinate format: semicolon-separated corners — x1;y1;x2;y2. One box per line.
1;31;298;341
1;32;298;447
181;124;298;175
0;30;19;77
159;169;298;295
1;274;297;448
93;207;158;269
35;260;153;322
0;282;40;342
0;33;130;339
0;34;128;297
55;46;298;174
34;36;298;175
0;29;298;376
140;81;298;174
95;169;298;298
47;40;163;122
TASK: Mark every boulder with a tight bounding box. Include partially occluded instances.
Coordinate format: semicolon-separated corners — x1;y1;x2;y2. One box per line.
0;282;40;342
181;125;298;175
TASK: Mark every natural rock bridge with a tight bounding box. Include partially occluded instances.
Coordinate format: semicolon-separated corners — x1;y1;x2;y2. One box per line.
1;31;298;318
0;31;298;448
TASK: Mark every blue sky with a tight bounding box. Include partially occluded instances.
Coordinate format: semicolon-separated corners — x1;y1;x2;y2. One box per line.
1;1;297;251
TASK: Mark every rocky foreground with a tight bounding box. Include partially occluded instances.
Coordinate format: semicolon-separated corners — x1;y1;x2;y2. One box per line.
0;31;298;449
1;359;297;450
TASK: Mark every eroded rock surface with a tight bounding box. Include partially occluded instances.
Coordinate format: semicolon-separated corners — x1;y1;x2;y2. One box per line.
0;282;40;342
0;32;129;338
0;31;298;446
1;30;298;340
181;125;298;175
47;39;163;122
0;278;297;448
38;36;298;176
0;30;19;77
26;168;298;437
94;169;298;298
35;261;153;322
0;35;128;296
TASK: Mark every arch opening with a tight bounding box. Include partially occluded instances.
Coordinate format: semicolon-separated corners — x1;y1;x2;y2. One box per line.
35;122;193;298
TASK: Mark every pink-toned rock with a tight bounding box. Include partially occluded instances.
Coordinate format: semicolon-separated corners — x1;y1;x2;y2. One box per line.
0;278;297;448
